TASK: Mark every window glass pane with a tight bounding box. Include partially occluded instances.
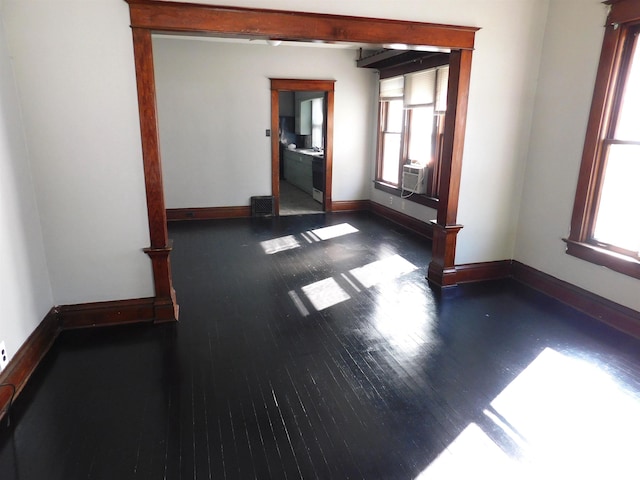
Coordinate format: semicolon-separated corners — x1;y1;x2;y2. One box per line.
386;99;404;133
311;98;323;148
408;106;434;165
615;35;640;141
593;144;640;253
381;133;401;184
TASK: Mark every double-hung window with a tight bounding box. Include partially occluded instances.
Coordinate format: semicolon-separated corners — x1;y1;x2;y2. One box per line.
566;2;640;279
375;66;449;202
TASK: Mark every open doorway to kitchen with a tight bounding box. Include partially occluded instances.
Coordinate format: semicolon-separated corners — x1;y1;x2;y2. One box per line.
270;79;334;216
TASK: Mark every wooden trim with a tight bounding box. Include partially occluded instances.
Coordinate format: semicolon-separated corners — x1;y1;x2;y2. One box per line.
455;260;513;284
167;206;252;221
568;22;622;241
564;238;640;279
58;298;156;330
567;5;640;280
324;89;334;212
512;261;640;339
0;308;60;423
143;245;179;323
270;79;335;215
270;79;335;92
428;222;463;287
332;200;370;212
427;49;473;287
124;0;477;307
126;0;479;50
130;26;178;322
607;0;640;25
369;201;433;240
271;88;280;216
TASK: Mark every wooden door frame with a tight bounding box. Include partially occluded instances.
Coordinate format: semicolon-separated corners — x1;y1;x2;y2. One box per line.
270;79;335;215
125;0;478;321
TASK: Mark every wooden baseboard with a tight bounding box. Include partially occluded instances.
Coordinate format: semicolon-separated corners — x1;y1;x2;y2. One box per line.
0;308;60;422
58;297;156;330
369;201;433;240
167;206;252;221
512;261;640;338
331;200;370;212
455;260;513;284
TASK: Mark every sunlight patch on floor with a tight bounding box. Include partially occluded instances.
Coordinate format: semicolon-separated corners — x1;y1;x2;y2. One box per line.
260;235;301;254
261;223;358;255
349;254;417;289
311;223;359;241
415;347;640;479
301;277;351;311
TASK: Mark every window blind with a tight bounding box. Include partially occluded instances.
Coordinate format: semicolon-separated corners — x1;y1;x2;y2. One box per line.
380;76;404;99
404;69;436;107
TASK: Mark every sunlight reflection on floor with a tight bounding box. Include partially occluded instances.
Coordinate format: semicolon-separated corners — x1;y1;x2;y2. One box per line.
301;277;351;311
261;223;359;254
349;254;417;289
311;223;359;241
416;347;640;479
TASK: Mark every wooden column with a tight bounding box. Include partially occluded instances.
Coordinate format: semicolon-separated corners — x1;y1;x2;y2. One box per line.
131;27;178;322
427;49;473;287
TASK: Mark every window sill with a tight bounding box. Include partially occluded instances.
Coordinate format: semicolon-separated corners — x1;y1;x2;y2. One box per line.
564;238;640;280
374;181;439;209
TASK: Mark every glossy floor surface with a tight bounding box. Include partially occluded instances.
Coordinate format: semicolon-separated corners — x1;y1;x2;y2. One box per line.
1;213;639;479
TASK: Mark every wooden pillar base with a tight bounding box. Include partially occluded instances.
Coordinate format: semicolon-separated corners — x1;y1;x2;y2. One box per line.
427;222;463;288
144;243;179;323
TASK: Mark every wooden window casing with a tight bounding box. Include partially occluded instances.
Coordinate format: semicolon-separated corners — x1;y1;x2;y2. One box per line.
565;0;640;280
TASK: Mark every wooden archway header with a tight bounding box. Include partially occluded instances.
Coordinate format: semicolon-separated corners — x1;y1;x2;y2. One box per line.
125;0;478;322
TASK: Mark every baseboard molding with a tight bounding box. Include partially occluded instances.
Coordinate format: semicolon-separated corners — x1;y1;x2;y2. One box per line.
167;206;252;221
58;297;155;330
0;307;60;422
331;200;370;212
369;201;433;240
455;260;513;284
512;261;640;338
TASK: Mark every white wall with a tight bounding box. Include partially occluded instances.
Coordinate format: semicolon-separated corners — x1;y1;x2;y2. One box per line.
153;37;375;207
3;0;154;305
0;9;53;364
515;0;640;311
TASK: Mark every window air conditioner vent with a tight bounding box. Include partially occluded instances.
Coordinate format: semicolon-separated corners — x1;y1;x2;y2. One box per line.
402;164;427;194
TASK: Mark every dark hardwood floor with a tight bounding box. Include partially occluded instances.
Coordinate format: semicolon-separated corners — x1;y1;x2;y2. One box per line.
0;212;639;479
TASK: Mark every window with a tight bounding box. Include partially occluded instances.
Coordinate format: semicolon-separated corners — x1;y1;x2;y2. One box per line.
566;2;640;279
375;66;449;202
311;97;324;149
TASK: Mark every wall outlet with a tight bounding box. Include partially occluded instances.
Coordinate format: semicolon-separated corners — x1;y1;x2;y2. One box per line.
0;341;7;371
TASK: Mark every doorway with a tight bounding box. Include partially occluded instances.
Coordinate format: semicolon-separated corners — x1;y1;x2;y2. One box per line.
126;1;476;321
270;79;335;216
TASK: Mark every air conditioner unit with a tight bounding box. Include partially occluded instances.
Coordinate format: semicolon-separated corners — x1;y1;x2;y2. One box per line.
402;164;427;194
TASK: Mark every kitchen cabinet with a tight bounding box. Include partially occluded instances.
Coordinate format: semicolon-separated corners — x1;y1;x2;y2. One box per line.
283;150;313;194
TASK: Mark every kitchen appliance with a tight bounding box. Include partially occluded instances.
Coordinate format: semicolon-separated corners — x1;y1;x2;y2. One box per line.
312;157;324;203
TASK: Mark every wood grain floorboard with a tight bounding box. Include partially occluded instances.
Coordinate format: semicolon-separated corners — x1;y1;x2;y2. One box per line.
0;212;639;479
